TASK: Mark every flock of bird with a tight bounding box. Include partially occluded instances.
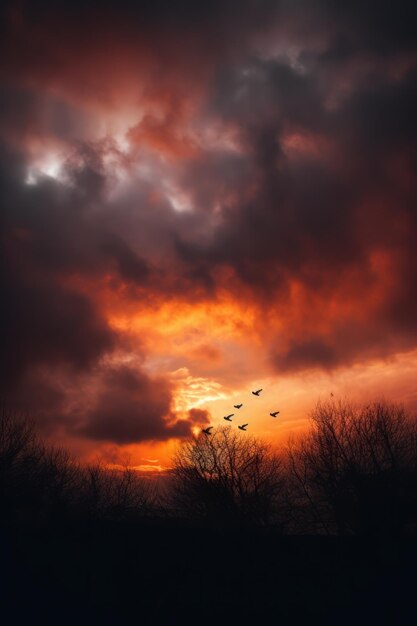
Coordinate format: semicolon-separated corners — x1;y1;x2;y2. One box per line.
201;388;281;436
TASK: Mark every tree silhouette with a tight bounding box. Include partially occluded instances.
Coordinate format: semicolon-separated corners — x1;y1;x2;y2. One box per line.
287;399;417;535
2;401;417;534
170;426;287;528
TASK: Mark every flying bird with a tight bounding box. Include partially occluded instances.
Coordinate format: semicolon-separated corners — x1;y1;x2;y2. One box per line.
223;415;233;422
238;424;248;431
234;404;243;409
202;427;213;435
270;411;280;418
252;389;262;396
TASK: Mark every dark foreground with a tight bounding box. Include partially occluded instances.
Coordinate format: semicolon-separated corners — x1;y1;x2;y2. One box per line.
1;521;417;626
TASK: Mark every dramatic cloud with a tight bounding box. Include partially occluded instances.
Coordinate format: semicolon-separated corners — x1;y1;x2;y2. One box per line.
75;365;199;444
0;0;416;457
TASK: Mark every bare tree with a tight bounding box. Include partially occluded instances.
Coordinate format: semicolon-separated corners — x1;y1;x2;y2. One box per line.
73;463;156;521
0;407;38;470
170;426;288;528
287;399;417;535
0;407;43;522
104;467;157;520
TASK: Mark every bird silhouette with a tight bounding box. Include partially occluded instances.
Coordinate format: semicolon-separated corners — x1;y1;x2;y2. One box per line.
270;411;280;417
234;404;243;409
202;426;213;435
223;415;233;422
252;389;262;396
238;424;248;431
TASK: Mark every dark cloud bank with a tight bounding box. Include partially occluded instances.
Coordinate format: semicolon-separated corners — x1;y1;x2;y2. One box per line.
1;0;416;444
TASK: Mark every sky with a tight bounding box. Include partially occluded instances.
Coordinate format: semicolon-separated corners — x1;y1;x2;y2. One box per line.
1;0;416;471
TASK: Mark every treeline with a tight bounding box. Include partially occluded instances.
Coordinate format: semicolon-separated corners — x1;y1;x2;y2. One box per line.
0;408;156;526
1;400;417;535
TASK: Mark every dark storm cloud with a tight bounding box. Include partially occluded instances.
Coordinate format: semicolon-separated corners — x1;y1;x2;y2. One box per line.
338;68;417;161
0;146;113;386
270;296;417;374
1;0;415;85
0;143;151;284
75;366;203;444
0;0;284;108
176;57;361;283
0;144;171;442
0;0;281;43
0;138;212;443
0;260;114;387
318;0;417;55
175;41;417;367
0;83;95;144
273;338;340;372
